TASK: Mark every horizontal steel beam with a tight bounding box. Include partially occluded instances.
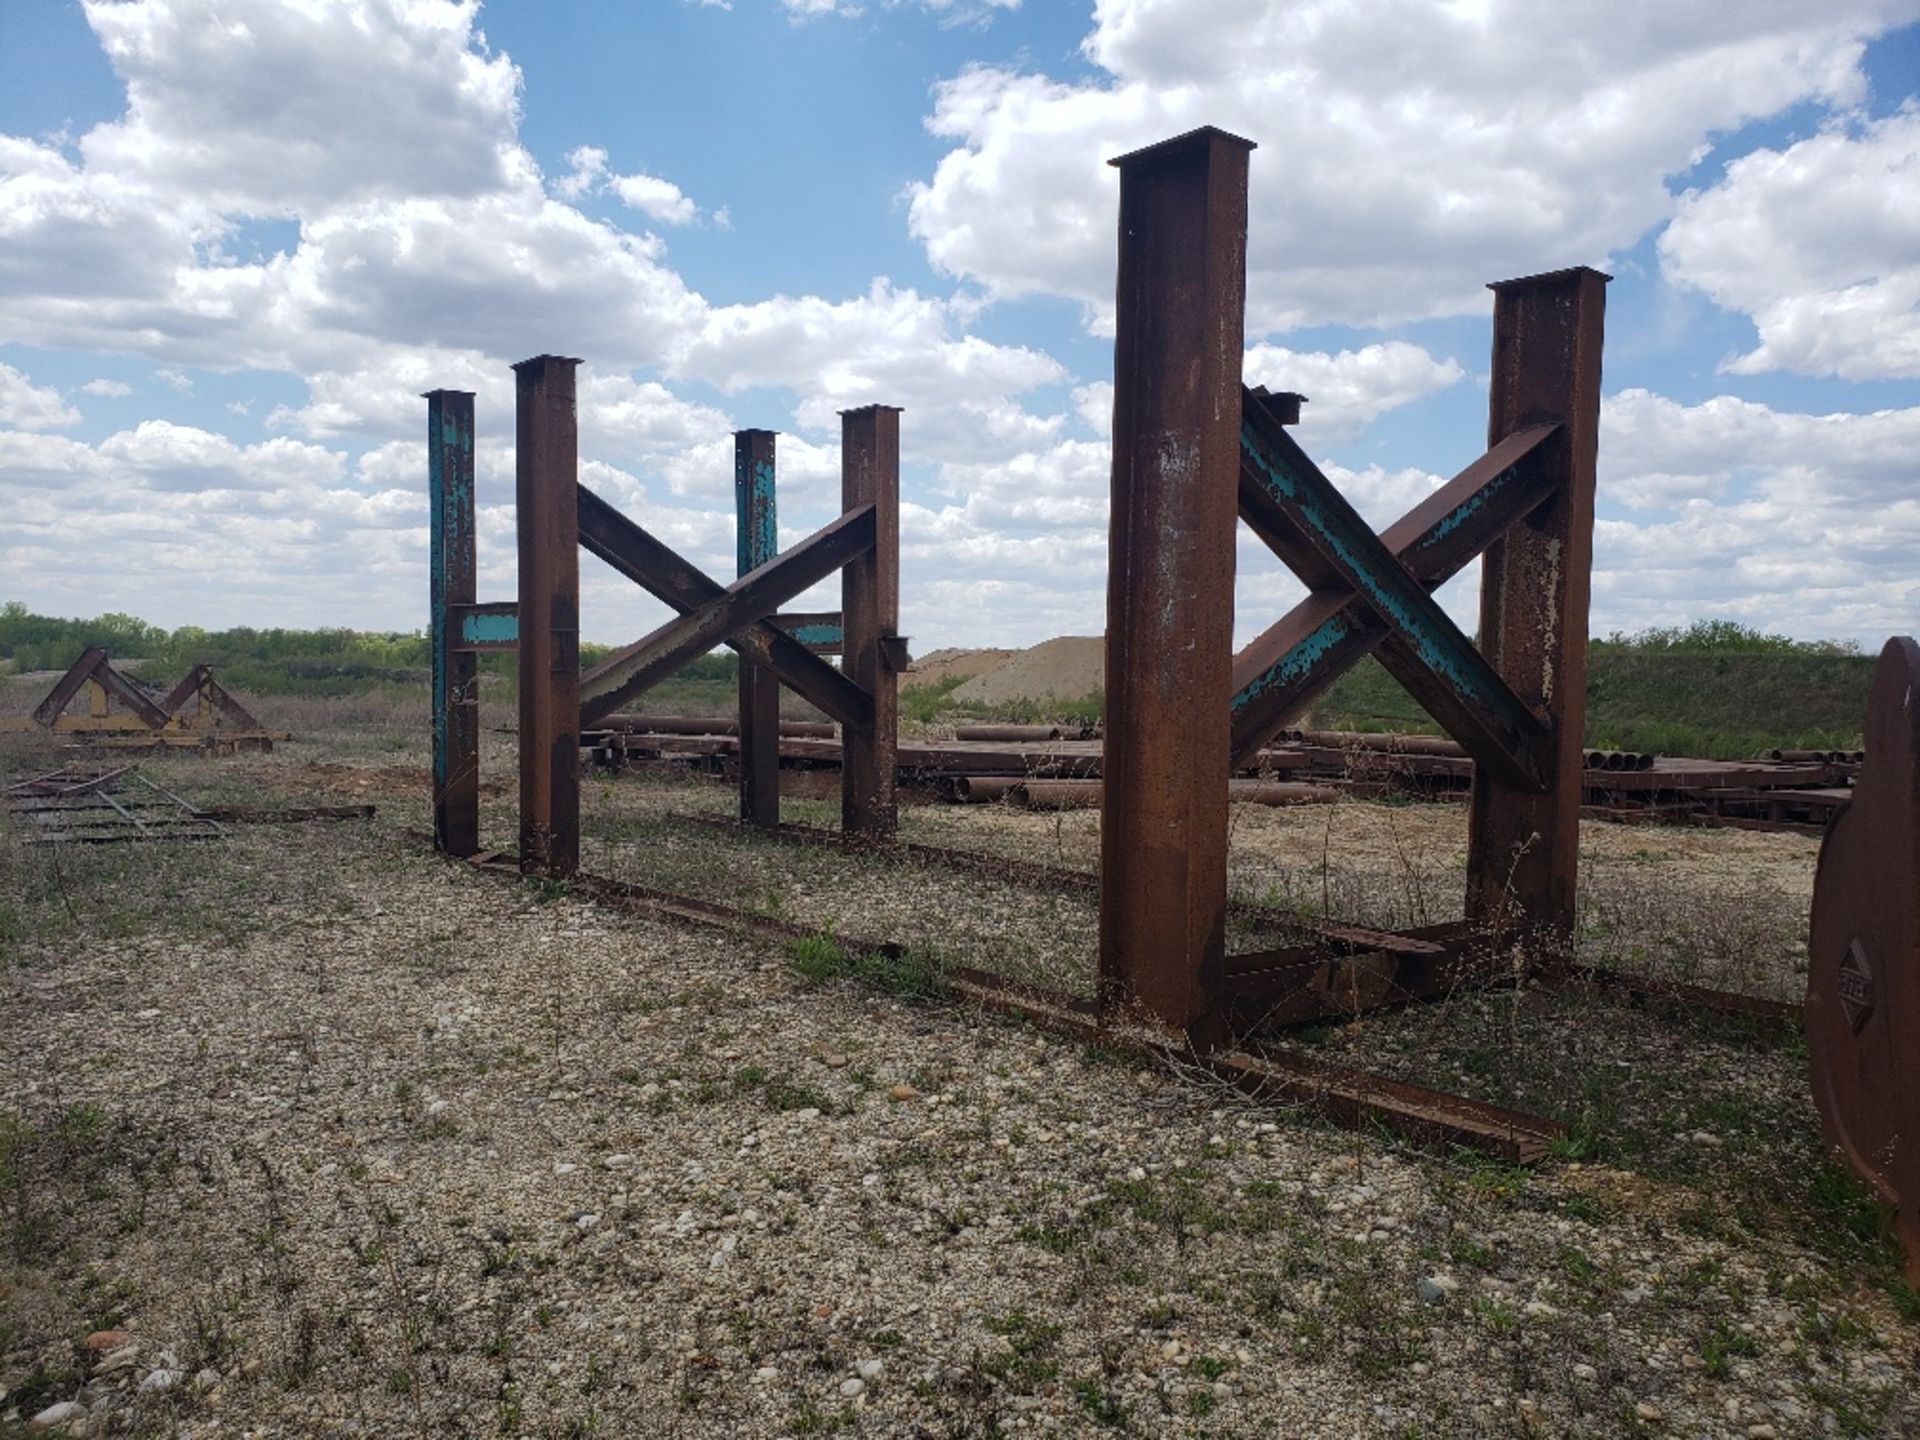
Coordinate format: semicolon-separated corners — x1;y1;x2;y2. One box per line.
1230;422;1560;771
580;505;875;724
574;483;872;731
771;611;844;654
452;600;520;652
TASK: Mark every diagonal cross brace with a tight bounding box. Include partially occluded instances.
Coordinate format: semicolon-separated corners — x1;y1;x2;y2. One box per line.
159;664;264;731
32;647;173;730
1232;413;1560;775
575;484;874;729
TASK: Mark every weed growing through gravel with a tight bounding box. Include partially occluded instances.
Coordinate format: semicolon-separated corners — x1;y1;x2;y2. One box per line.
783;929;947;1001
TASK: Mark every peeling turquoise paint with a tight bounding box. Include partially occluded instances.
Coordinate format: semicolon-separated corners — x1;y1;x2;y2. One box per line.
786;621;844;650
737;454;777;577
461;611;520;647
1230;613;1350;713
428;394;476;790
1420;464;1519;549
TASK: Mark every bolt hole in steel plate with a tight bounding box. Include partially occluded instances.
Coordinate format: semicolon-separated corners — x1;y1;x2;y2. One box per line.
1808;636;1920;1281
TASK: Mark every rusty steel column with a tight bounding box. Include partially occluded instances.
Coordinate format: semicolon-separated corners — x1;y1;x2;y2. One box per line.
1097;127;1254;1046
428;389;480;857
735;430;782;829
840;405;900;839
514;355;583;878
1466;269;1608;948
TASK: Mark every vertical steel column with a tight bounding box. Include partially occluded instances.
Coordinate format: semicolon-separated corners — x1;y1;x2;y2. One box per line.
1097;127;1254;1046
428;389;479;856
514;355;583;878
840;405;901;839
735;429;781;828
1466;268;1608;948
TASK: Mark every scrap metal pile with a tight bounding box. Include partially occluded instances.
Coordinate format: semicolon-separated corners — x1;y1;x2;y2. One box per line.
584;716;1855;835
3;763;226;845
2;647;287;753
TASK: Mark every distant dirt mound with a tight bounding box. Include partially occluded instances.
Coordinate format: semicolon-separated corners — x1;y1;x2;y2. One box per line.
906;647;1018;690
952;636;1105;708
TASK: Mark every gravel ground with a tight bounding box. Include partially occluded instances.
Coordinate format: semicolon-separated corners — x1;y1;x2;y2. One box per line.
3;736;1917;1438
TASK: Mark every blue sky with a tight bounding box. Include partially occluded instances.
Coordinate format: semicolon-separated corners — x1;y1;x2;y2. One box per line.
1;0;1917;653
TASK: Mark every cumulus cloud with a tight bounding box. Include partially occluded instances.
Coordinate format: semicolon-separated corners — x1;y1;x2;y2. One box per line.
0;362;80;430
907;0;1905;334
79;378;132;398
1243;341;1464;444
554;145;703;226
1592;389;1920;639
1660;109;1920;380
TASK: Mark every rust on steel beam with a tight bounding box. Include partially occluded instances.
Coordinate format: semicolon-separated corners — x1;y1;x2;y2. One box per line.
158;665;266;732
840;405;902;839
578;505;875;725
514;355;583;879
1466;268;1607;945
156;665;208;718
1238;386;1549;790
735;430;781;828
31;648;172;731
1229;422;1560;770
576;484;871;730
30;648;112;726
1206;1049;1564;1164
428;389;480;856
1222;923;1514;1029
1098;126;1254;1046
1808;635;1920;1284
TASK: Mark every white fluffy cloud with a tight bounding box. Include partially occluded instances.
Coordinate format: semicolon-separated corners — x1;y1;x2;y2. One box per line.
1660;109;1920;380
1243;342;1463;444
908;0;1905;334
1593;389;1920;638
554;145;703;226
0;362;79;431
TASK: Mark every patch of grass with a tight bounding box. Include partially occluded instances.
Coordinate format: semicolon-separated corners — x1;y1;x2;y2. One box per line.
980;1309;1063;1389
1699;1317;1758;1378
784;930;946;1001
1070;1375;1130;1428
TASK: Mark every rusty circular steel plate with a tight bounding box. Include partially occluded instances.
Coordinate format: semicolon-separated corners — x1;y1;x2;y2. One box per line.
1808;635;1920;1282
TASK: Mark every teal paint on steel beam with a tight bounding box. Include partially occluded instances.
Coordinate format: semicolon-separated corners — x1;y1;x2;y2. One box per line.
735;429;781;829
1228;454;1534;719
426;388;479;856
1230;613;1353;713
460;610;520;647
735;434;779;574
784;621;844;650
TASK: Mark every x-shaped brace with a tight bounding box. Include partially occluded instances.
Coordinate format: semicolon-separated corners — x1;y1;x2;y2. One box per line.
575;484;876;729
1232;387;1561;788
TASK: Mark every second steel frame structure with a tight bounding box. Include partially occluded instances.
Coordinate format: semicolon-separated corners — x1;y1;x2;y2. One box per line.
428;361;904;869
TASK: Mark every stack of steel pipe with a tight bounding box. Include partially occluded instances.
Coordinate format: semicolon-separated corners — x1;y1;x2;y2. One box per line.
942;776;1342;809
1583;749;1656;771
1281;728;1465;758
597;713;836;739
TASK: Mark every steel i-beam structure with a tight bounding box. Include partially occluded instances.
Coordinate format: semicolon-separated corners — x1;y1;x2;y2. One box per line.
428;366;901;870
1096;126;1607;1046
